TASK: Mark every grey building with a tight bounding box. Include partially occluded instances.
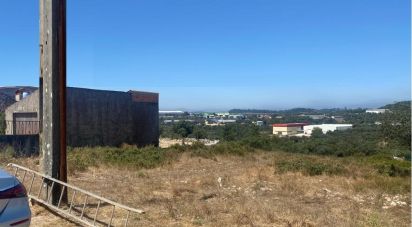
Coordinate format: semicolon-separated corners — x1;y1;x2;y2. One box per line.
5;87;159;147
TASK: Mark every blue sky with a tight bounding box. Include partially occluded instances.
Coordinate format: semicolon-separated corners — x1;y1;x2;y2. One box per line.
0;0;410;111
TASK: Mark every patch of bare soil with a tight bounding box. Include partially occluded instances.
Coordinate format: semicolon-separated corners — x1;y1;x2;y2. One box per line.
159;138;183;148
159;138;219;148
10;153;412;226
30;204;77;227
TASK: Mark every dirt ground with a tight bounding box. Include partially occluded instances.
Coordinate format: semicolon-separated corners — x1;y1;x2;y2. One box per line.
9;152;412;226
159;138;219;148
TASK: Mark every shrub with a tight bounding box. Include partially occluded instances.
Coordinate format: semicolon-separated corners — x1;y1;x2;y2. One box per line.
173;121;194;139
242;136;272;151
67;145;182;174
405;152;411;161
363;154;411;177
192;127;207;140
275;157;346;176
0;146;15;165
311;128;324;138
221;124;259;141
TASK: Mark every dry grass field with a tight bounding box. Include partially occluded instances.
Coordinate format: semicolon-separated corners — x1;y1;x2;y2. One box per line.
2;150;410;227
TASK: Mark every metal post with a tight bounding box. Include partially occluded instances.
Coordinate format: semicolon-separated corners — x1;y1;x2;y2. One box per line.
39;0;67;205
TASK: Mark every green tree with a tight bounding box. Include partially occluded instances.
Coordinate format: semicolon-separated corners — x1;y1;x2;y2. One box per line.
173;121;194;144
193;127;207;140
222;124;259;141
311;128;324;138
222;124;235;141
381;110;411;148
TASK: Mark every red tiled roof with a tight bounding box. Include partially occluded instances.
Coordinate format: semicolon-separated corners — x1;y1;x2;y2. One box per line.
272;123;308;127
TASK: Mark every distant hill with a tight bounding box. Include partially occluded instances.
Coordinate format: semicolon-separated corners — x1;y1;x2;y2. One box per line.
0;86;37;112
229;109;279;114
381;101;411;112
229;102;411;115
230;108;319;114
0;93;15;112
229;108;341;115
0;86;37;97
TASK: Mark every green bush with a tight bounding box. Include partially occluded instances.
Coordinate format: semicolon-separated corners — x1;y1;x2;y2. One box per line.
376;163;410;177
67;146;183;173
275;158;346;176
192;127;207;140
222;124;259;141
311;128;324;138
173;121;194;139
405;152;411;161
65;125;411;178
0;146;15;160
261;125;382;157
362;154;411;177
242;136;272;150
188;140;254;159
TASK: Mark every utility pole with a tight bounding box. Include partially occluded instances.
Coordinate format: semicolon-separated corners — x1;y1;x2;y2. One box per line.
39;0;67;205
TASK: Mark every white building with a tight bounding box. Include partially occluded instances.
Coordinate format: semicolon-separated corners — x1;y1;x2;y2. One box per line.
366;109;389;114
217;119;236;124
272;123;308;136
205;118;236;126
216;112;230;118
229;114;244;119
255;121;264;126
303;124;353;136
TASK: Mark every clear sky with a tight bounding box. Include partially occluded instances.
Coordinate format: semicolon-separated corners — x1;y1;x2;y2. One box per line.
0;0;410;111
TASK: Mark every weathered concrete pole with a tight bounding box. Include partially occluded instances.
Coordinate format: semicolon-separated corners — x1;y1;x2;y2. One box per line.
39;0;67;205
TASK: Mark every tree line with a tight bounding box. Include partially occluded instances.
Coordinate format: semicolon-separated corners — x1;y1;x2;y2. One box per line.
161;103;411;160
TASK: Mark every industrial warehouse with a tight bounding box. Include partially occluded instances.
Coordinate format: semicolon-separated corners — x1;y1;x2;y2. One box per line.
272;123;353;137
4;87;159;148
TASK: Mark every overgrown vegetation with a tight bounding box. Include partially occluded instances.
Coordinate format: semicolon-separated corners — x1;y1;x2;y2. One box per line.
67;145;183;174
61;142;411;196
274;157;346;176
1;101;409;197
1;102;409;226
0;146;16;164
381;109;411;149
161;123;260;141
69;102;411;178
65;136;410;180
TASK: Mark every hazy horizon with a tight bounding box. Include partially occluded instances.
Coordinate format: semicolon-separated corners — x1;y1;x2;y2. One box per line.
155;97;409;112
0;85;407;112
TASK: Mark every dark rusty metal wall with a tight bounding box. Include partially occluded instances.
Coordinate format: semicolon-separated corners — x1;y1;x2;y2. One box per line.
5;87;159;148
66;88;134;147
132;102;159;147
66;87;159;147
